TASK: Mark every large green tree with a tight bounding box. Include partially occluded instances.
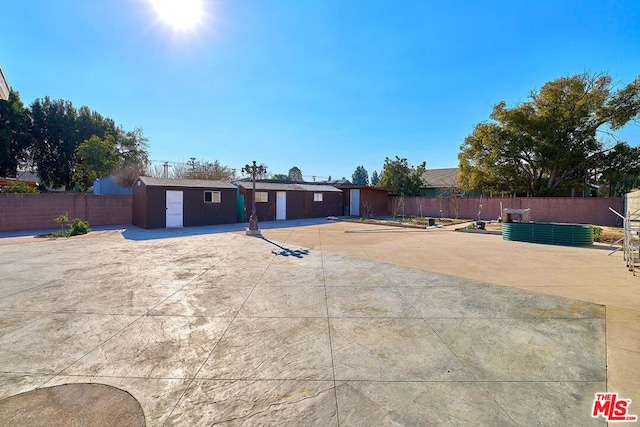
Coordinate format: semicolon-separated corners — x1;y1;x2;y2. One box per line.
272;174;291;181
0;91;29;177
76;105;117;143
112;127;150;187
288;166;303;182
73;134;120;191
377;156;426;196
26;97;149;190
351;165;369;185
28;97;79;189
370;170;380;186
598;142;640;196
458;72;640;196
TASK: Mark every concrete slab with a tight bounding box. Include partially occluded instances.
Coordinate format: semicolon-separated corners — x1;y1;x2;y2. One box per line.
0;384;145;427
0;220;628;425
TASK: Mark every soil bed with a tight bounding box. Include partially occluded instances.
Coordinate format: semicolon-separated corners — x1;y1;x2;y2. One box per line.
339;216;471;229
337;217;623;245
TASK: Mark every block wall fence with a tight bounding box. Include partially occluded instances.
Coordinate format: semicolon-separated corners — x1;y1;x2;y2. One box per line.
390;196;625;227
0;193;132;232
0;193;627;232
626;190;640;218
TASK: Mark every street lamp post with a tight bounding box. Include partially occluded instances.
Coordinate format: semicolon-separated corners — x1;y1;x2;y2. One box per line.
242;160;266;236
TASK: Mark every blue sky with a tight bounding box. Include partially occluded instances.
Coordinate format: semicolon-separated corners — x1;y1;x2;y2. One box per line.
2;0;639;181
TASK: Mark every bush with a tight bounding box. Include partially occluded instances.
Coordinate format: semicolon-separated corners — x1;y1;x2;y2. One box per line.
2;182;38;193
69;218;90;236
44;212;90;237
592;225;603;242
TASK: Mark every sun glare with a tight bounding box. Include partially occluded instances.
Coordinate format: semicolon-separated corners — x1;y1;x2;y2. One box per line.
150;0;204;31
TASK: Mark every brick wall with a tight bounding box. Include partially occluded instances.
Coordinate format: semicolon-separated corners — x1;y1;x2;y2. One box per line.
391;196;625;226
0;193;132;232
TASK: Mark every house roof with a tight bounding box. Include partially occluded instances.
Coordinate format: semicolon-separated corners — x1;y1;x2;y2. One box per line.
335;184;390;192
15;171;39;183
138;176;236;189
321;179;352;185
421;168;459;188
236;181;342;192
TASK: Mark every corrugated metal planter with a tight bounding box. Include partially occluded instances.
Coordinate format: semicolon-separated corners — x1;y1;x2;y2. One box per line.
502;223;593;246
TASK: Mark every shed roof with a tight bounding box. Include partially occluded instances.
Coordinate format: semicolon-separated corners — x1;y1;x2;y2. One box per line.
421;168;459;188
138;176;236;189
236;181;341;192
335;185;390;192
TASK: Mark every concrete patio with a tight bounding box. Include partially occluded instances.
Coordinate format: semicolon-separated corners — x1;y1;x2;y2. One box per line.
0;219;636;425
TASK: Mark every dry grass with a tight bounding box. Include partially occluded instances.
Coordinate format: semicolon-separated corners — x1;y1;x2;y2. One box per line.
597;226;624;245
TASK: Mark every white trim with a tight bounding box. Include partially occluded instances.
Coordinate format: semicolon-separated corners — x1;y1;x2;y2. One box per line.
204;190;221;203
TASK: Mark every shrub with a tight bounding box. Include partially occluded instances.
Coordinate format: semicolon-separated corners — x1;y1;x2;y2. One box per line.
69;218;90;236
2;182;38;193
592;225;603;242
46;212;90;237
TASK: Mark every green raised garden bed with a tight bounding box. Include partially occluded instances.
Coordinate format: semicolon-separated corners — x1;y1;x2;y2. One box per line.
502;222;593;247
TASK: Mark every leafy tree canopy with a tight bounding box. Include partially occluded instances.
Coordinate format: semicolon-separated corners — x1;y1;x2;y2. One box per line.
272;174;291;181
377;156;426;196
0;92;149;190
458;72;640;196
28;97;79;189
288;166;303;182
598;142;640;196
0;91;30;177
351;165;369;185
370;170;380;186
73;134;120;191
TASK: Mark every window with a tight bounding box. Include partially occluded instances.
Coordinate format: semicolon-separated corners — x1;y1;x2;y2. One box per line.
204;191;221;203
314;193;323;202
256;191;269;202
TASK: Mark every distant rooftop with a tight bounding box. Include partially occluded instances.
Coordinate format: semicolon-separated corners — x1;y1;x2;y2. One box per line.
236;181;342;192
421;168;459;188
